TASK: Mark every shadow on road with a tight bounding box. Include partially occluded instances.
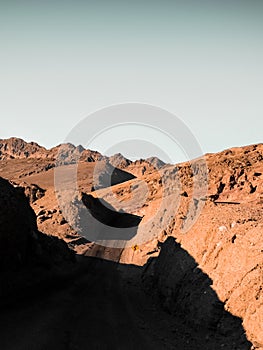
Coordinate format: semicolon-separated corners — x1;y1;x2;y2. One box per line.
0;240;252;350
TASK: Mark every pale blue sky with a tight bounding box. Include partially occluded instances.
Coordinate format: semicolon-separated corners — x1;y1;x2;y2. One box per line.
1;0;262;162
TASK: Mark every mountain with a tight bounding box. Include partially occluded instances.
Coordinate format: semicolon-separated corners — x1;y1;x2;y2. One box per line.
106;153;132;168
145;156;166;169
0;137;166;173
0;137;47;160
0;137;262;348
0;137;103;163
86;143;263;348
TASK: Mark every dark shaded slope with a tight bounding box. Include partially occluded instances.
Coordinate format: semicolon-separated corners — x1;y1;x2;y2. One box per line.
82;193;142;228
0;177;37;269
0;177;74;296
143;236;252;349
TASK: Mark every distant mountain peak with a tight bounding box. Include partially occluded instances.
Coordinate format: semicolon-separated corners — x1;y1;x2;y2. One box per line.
0;138;168;171
0;137;102;162
145;156;166;169
0;137;46;160
107;153;132;169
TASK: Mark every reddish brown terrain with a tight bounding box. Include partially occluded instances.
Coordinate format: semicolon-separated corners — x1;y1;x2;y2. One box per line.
0;137;262;349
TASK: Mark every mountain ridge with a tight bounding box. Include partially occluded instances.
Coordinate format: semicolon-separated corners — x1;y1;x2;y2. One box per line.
0;137;166;172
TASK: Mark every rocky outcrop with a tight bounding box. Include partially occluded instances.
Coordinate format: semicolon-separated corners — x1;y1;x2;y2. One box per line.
206;143;263;202
16;182;46;203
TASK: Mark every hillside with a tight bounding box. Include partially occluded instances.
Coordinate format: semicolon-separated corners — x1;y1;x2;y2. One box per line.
0;177;74;300
0;137;262;349
85;143;263;348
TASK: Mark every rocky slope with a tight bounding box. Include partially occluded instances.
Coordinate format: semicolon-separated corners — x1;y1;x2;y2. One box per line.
0;138;163;246
0;137;262;348
142;237;251;349
0;176;74;298
0;176;38;270
89;143;263;349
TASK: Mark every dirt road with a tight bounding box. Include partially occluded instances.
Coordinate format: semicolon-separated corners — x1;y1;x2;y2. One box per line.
0;257;251;350
0;258;170;350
